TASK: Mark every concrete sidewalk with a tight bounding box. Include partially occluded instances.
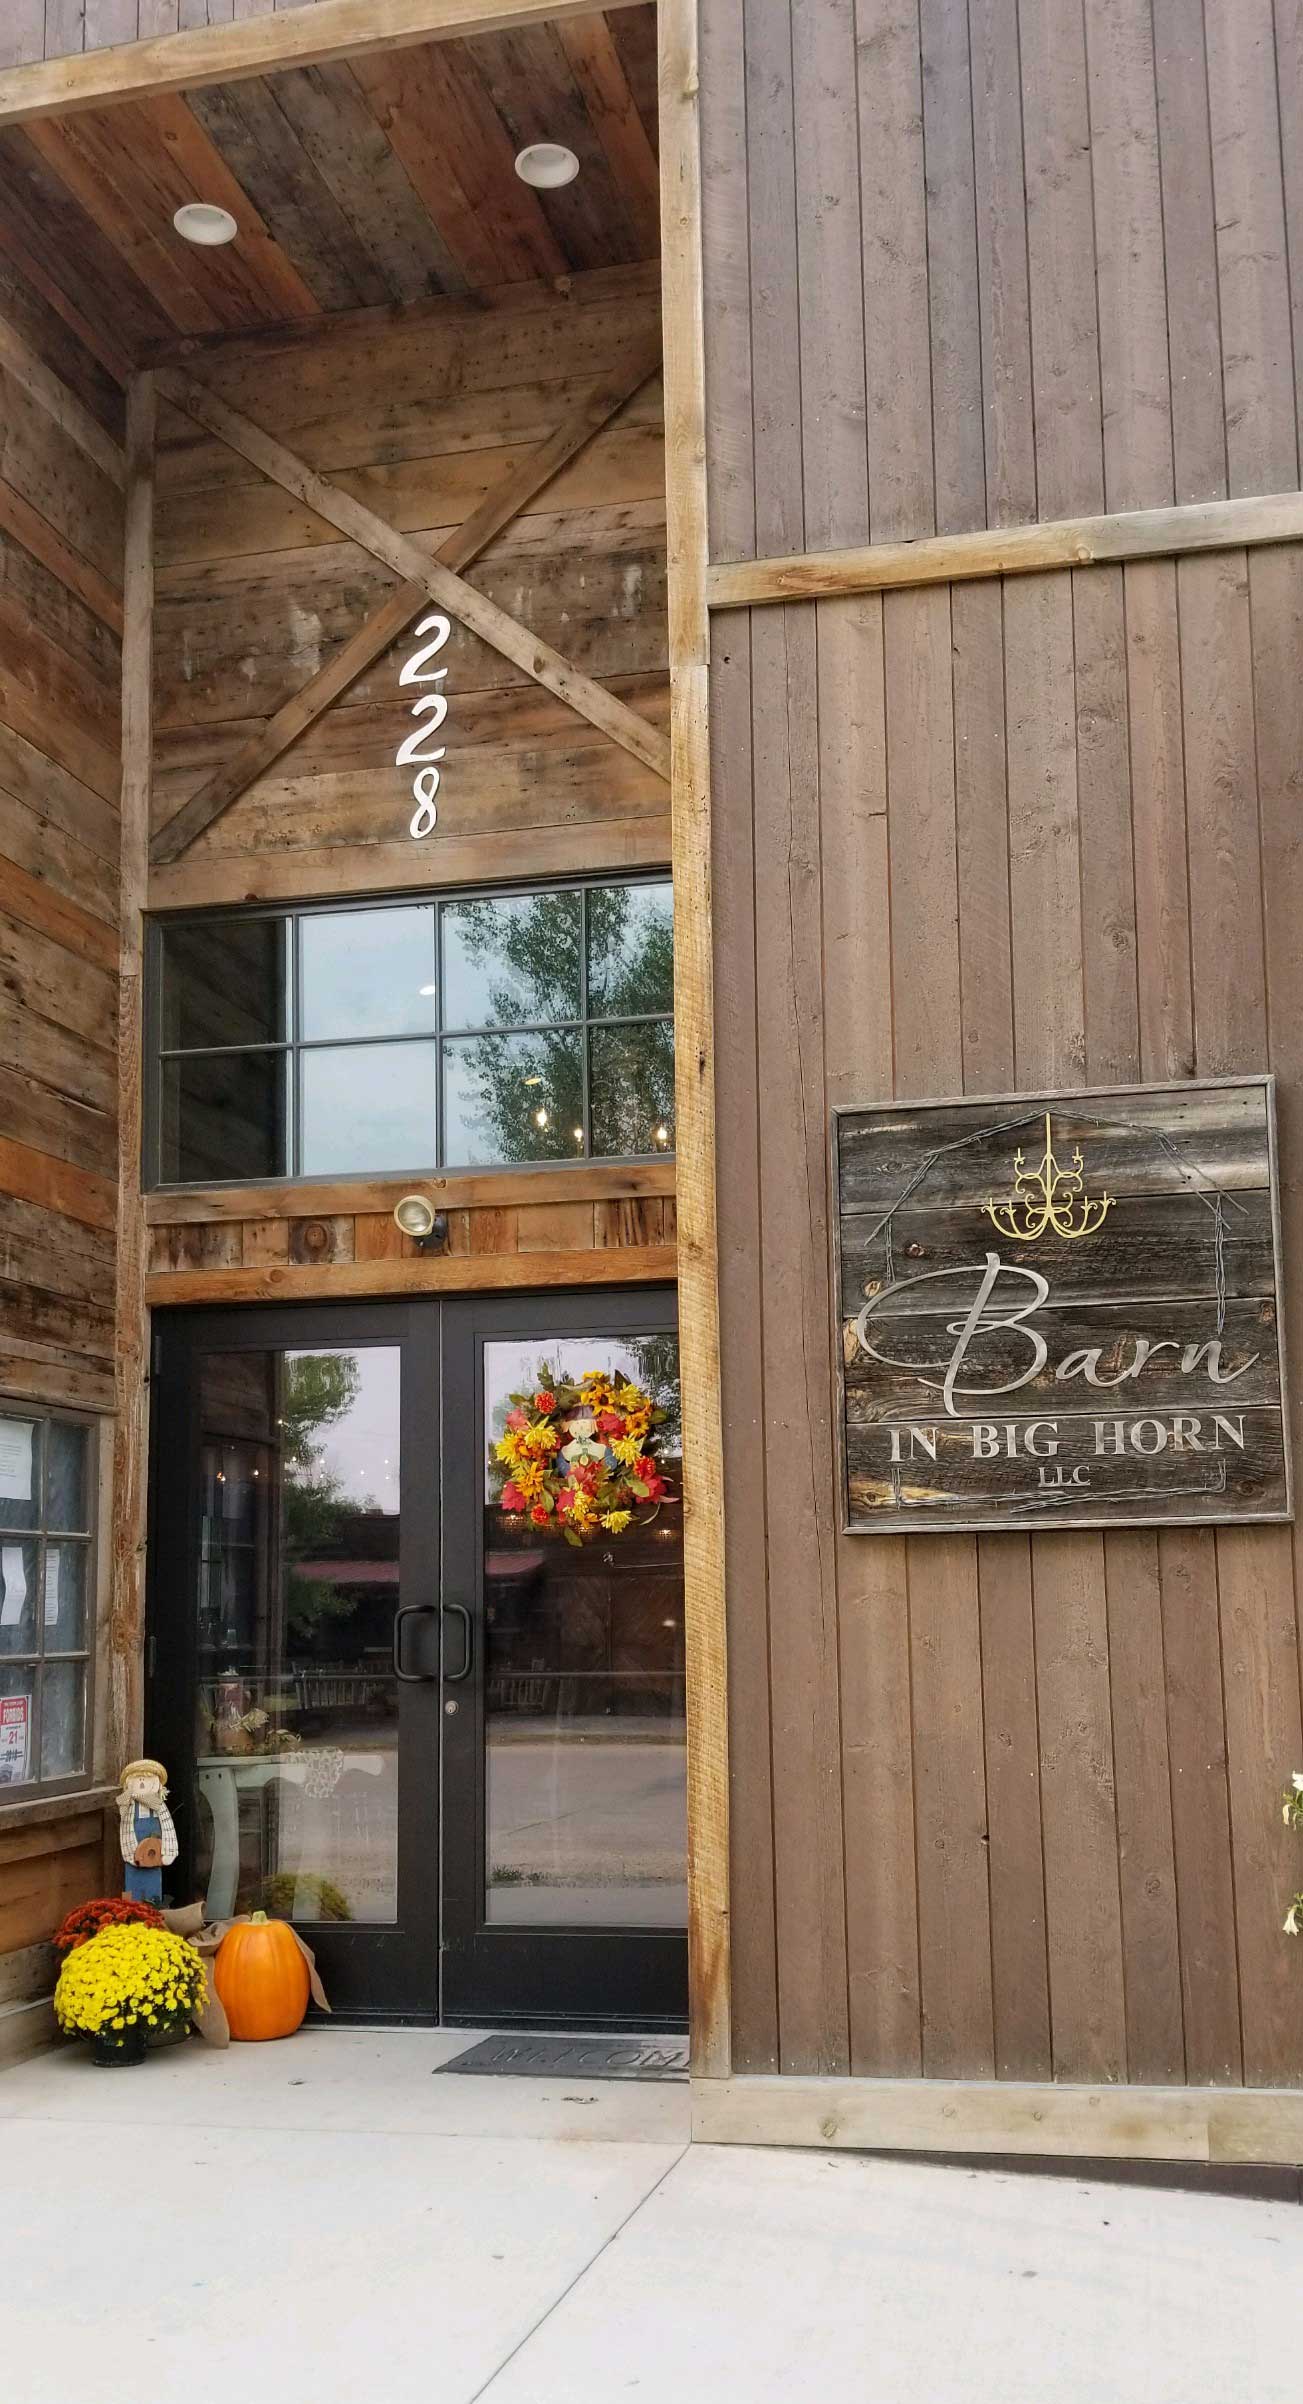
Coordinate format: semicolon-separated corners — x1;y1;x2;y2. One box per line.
2;2030;1300;2402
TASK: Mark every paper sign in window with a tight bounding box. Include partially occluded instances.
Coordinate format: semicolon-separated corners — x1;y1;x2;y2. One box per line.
0;1547;27;1627
0;1422;32;1502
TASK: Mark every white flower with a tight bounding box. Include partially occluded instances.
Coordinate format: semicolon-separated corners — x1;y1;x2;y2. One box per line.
1293;1772;1303;1793
1284;1902;1301;1937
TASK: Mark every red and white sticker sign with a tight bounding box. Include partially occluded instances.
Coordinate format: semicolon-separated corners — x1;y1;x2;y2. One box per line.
0;1692;29;1785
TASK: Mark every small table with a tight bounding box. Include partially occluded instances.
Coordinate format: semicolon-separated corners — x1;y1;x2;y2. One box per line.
195;1751;384;1921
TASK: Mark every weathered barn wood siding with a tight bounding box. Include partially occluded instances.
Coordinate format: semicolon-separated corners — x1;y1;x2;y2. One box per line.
0;230;124;2007
0;269;123;1418
701;0;1303;2086
148;262;667;908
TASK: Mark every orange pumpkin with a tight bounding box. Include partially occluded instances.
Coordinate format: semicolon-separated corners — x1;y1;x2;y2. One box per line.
214;1911;310;2041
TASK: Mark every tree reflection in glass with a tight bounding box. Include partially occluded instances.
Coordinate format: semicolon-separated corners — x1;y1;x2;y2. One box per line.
441;882;673;1162
193;1347;401;1929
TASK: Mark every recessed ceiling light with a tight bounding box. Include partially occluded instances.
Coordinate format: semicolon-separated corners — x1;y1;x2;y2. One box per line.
173;202;239;247
514;142;580;190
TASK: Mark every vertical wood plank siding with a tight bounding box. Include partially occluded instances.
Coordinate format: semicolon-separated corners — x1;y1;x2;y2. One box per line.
702;0;1303;2086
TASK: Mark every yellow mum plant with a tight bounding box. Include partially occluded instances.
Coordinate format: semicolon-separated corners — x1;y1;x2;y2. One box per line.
55;1924;206;2047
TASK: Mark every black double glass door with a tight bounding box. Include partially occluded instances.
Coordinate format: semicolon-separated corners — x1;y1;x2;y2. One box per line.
148;1291;687;2028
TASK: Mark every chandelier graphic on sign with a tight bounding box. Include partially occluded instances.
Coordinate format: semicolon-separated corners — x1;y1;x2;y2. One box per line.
396;612;451;838
983;1112;1113;1242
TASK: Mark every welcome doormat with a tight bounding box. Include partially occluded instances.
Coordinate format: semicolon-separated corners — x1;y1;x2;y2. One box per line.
439;2033;689;2080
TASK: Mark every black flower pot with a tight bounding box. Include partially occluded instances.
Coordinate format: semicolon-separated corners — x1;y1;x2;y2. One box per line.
146;2018;192;2051
90;2025;149;2067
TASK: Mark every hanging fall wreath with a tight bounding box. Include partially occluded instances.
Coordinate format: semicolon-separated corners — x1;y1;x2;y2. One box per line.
492;1367;672;1546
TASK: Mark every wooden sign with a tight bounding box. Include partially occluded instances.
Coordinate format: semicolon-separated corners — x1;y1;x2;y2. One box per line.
833;1078;1291;1533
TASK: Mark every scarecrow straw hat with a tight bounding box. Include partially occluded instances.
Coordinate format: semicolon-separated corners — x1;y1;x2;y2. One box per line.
118;1758;169;1792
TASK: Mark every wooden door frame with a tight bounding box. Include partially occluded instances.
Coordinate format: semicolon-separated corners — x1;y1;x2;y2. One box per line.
0;0;731;2077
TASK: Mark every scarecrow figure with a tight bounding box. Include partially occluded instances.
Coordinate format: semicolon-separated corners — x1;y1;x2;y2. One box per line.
116;1757;179;1905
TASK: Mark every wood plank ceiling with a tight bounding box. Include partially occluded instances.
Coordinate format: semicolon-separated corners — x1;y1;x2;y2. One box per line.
0;6;659;377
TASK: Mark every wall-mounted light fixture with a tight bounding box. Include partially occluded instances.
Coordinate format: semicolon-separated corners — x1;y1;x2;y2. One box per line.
393;1194;449;1253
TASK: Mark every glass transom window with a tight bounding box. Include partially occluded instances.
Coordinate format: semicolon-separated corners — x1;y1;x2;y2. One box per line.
149;880;674;1185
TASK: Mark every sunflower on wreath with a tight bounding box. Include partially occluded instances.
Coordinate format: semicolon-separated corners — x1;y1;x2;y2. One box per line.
492;1366;672;1547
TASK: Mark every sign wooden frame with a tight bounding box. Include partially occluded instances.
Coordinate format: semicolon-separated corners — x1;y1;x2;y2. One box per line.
832;1076;1292;1538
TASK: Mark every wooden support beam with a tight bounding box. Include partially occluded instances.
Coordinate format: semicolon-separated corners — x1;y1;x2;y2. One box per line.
0;0;649;129
692;2074;1303;2169
109;372;154;1777
145;1245;677;1309
144;1157;676;1227
660;0;732;2081
155;367;672;788
706;490;1303;608
0;315;125;490
150;331;663;866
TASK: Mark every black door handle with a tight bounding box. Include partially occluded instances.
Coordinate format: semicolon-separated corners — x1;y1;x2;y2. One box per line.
442;1601;473;1683
393;1601;438;1683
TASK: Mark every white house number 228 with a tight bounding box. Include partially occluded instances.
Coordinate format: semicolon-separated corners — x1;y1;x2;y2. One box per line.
396;611;451;838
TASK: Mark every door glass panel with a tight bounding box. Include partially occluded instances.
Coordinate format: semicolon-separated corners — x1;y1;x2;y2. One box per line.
481;1335;686;1928
190;1346;401;1926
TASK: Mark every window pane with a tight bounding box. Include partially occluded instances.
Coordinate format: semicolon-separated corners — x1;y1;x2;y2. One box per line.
42;1543;88;1653
300;906;436;1041
192;1347;401;1924
443;1030;584;1165
590;1023;675;1157
482;1335;685;1927
587;882;673;1017
442;891;582;1030
160;1052;288;1183
40;1660;85;1780
300;1043;436;1175
161;917;286;1050
0;1664;34;1786
0;1418;39;1530
0;1541;38;1655
46;1420;89;1532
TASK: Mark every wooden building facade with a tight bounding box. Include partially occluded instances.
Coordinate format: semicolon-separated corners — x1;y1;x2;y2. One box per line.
1;0;1302;2163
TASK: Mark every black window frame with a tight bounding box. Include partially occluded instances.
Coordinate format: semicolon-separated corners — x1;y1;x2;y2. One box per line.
0;1405;98;1803
144;875;675;1192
